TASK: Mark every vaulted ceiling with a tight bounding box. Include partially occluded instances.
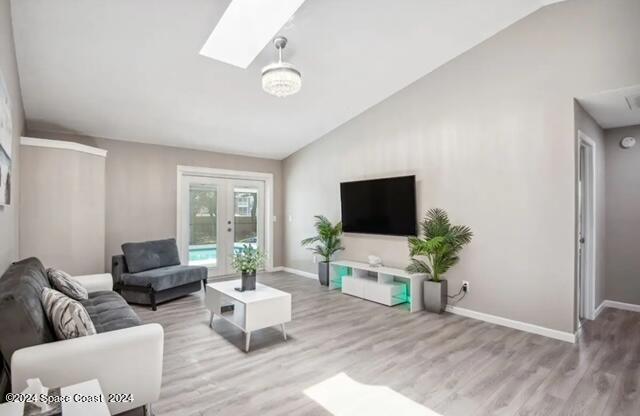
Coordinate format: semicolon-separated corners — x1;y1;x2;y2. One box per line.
11;0;563;159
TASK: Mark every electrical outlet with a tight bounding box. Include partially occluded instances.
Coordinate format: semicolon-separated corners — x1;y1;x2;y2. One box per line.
462;281;470;293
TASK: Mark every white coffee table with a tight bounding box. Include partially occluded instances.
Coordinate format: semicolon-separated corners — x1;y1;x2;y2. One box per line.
205;280;292;352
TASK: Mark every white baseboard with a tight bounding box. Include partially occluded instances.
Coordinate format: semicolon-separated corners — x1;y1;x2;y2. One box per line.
600;299;640;313
445;305;576;344
269;266;285;272
594;301;607;319
574;324;583;341
282;267;318;280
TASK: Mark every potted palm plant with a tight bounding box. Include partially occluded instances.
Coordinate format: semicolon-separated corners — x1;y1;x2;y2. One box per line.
407;208;473;313
232;244;265;291
301;215;345;286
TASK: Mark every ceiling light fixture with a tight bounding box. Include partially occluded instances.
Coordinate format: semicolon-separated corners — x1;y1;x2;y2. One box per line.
261;37;302;98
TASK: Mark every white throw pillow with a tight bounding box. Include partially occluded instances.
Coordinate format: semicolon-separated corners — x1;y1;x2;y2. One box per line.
41;288;96;340
47;268;88;300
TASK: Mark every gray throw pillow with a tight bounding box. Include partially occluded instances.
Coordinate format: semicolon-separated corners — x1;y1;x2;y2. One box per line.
47;268;88;300
41;288;96;340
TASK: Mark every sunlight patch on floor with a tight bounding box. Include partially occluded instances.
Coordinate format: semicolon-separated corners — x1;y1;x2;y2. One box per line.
304;373;441;416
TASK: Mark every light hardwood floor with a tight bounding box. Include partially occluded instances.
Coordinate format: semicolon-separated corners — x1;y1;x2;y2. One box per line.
126;271;640;416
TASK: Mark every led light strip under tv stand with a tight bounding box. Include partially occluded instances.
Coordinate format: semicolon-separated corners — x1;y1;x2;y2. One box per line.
329;260;426;313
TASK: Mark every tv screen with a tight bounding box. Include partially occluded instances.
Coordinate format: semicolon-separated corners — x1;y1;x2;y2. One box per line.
340;175;417;236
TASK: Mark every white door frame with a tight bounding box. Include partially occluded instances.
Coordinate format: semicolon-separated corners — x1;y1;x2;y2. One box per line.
577;130;597;322
176;165;275;274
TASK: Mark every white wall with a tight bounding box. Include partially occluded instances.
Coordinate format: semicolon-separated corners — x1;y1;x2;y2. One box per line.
604;125;640;305
26;130;285;271
0;0;24;273
19;142;106;275
283;0;640;333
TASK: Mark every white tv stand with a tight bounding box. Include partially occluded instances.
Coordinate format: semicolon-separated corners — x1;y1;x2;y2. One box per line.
329;260;426;313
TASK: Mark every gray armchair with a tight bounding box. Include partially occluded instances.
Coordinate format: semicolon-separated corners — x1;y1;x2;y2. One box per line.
112;238;207;310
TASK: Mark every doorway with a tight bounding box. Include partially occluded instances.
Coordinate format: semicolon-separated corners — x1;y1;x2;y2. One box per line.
577;131;596;324
177;166;274;277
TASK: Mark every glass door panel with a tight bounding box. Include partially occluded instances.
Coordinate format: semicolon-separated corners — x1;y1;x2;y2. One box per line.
188;185;218;267
229;180;265;264
181;176;225;277
233;187;258;252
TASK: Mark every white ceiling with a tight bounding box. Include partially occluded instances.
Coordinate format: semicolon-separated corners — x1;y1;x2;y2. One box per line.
11;0;562;159
578;85;640;129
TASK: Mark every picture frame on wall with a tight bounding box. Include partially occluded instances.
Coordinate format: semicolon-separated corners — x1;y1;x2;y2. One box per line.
0;69;13;206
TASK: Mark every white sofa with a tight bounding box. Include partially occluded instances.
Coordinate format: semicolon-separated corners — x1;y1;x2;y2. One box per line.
0;258;163;415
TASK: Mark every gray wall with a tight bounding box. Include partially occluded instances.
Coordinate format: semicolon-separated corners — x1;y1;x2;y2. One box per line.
26;130;284;271
0;0;24;273
604;125;640;305
574;102;606;307
19;144;105;274
283;0;640;333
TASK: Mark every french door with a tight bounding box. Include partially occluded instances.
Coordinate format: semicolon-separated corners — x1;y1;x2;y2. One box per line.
180;175;265;277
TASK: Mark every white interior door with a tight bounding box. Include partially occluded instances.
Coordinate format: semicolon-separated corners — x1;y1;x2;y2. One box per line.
577;131;596;324
578;144;586;322
180;175;265;277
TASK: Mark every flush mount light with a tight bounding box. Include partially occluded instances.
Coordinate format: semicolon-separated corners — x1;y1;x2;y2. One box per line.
261;37;302;98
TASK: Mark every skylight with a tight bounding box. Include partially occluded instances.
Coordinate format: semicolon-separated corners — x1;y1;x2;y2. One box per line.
200;0;307;69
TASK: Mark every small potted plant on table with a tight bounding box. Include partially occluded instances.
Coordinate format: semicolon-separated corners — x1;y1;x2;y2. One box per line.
232;244;266;291
407;208;473;313
301;215;345;286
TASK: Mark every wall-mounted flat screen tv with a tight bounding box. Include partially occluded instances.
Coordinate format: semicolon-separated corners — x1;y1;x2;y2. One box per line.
340;175;417;236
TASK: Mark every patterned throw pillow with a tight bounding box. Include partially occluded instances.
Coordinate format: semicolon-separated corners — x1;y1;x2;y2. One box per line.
47;268;88;300
41;288;96;340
